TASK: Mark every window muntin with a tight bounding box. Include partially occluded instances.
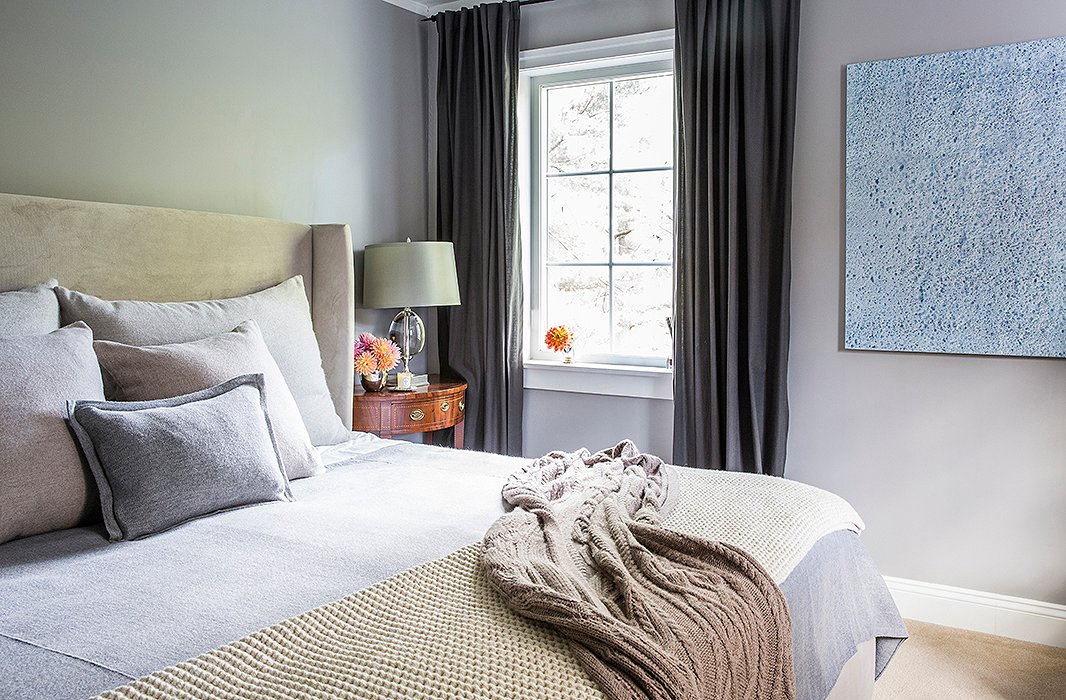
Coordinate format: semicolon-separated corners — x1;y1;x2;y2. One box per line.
529;62;674;367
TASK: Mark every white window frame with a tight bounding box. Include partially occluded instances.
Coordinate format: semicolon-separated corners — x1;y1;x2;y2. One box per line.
519;31;675;399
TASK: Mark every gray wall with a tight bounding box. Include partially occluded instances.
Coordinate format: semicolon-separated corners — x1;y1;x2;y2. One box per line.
0;0;431;357
520;0;672;50
789;0;1066;605
518;0;1066;605
524;388;674;459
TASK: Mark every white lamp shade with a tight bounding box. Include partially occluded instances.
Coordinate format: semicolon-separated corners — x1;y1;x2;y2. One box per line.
362;240;461;309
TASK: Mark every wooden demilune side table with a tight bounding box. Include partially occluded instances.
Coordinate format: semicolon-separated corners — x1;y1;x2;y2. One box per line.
352;375;466;449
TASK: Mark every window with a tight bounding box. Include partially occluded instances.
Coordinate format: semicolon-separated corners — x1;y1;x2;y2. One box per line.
527;58;675;368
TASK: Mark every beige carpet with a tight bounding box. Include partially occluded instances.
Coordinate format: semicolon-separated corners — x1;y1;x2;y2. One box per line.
874;620;1066;699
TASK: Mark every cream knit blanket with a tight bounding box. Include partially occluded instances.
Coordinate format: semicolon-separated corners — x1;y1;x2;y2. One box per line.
97;448;862;700
665;466;864;583
482;441;795;700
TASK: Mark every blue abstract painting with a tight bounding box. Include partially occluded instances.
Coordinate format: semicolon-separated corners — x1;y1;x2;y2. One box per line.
845;37;1066;358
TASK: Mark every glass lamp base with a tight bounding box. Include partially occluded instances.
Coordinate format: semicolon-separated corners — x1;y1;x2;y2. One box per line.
388;307;426;373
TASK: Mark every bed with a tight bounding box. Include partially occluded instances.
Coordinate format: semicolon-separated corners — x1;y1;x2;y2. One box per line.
0;192;906;699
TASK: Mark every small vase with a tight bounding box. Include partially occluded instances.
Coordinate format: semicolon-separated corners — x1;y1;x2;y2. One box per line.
360;371;387;392
562;347;573;364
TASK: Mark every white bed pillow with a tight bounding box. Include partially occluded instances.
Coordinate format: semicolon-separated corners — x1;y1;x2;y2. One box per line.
0;279;60;339
0;322;104;544
56;276;349;446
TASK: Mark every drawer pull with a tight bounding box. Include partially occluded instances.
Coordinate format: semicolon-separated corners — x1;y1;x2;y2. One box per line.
410;408;425;421
440;401;450;412
458;399;465;412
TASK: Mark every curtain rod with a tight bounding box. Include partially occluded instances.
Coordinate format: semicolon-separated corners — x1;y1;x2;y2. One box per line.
421;0;555;22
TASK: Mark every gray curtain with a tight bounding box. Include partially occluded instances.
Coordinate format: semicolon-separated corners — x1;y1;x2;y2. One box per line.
672;0;800;476
434;1;523;456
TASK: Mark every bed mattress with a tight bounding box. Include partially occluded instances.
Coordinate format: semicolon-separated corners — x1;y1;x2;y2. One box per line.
0;434;905;699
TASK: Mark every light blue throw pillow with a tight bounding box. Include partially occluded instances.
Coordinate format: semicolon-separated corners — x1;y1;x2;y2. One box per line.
67;374;292;541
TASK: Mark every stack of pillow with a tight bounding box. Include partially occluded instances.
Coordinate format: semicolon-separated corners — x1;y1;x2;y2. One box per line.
0;277;349;544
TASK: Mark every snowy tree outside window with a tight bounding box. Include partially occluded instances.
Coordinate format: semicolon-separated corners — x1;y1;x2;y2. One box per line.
529;63;675;367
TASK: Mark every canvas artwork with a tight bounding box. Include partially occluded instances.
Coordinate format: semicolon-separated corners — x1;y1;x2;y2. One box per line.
844;36;1066;358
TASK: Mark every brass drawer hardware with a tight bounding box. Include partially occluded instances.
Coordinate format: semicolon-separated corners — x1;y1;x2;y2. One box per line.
458;399;465;412
410;408;425;421
440;401;450;412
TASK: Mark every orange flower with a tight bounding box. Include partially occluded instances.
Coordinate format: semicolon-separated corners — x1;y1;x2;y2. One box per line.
354;351;377;377
353;333;402;374
544;325;574;353
370;337;401;372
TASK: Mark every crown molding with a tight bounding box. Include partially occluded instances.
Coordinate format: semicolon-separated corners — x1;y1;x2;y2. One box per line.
378;0;431;17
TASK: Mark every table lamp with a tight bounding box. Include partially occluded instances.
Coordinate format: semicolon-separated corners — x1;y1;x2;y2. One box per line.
362;239;461;390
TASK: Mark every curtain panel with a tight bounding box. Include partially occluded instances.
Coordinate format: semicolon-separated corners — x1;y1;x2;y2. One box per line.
672;0;801;476
434;1;523;456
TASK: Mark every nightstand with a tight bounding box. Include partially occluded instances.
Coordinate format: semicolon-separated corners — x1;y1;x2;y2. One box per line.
352;375;466;448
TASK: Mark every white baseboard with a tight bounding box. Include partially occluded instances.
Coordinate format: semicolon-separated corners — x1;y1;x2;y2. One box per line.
884;576;1066;648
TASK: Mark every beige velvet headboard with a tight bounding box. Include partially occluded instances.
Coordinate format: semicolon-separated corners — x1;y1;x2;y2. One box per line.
0;192;355;429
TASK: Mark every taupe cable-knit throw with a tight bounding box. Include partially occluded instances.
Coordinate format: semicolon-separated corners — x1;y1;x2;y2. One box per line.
482;440;796;700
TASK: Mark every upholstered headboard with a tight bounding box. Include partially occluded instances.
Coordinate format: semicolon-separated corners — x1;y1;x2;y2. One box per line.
0;192;355;428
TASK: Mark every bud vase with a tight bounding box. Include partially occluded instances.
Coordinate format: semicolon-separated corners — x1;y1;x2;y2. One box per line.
563;347;573;364
360;371;387;392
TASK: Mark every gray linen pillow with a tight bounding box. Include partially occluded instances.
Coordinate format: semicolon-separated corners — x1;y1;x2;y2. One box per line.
0;322;104;544
67;374;292;542
0;279;60;339
56;276;348;446
93;320;323;480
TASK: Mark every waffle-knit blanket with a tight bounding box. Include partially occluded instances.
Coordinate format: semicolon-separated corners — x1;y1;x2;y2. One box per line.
482;440;796;700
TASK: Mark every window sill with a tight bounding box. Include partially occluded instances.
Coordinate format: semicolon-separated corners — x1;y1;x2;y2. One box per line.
523;360;673;400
